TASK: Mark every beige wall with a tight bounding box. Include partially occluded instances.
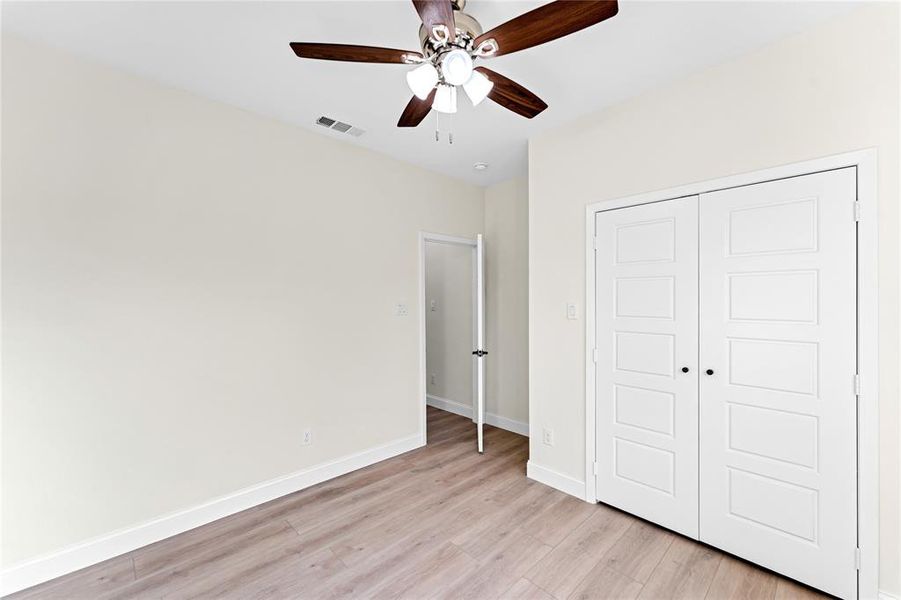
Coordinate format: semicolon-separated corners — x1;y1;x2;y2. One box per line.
0;35;487;566
425;241;474;408
485;177;529;425
528;4;899;595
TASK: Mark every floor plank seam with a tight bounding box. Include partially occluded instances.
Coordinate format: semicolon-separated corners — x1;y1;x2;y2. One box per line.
284;518;301;537
602;527;673;587
695;555;724;600
554;516;636;600
523;575;557;598
701;555;740;600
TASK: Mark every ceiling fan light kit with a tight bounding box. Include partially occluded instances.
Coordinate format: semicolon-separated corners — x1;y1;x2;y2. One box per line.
439;48;474;86
433;84;458;114
462;70;492;106
407;63;440;100
290;0;618;139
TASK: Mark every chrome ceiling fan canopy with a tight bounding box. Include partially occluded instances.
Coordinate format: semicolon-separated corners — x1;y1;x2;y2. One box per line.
416;2;486;58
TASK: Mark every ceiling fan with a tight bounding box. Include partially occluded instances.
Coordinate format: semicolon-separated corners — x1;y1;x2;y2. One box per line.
290;0;619;129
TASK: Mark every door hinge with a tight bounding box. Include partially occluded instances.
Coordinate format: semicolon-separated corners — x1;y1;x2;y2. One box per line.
592;348;599;363
593;461;599;476
854;373;861;395
854;201;862;222
855;547;861;570
592;235;598;250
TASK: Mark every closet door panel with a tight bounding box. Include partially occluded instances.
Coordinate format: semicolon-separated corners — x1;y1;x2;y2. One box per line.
594;197;699;539
698;168;857;599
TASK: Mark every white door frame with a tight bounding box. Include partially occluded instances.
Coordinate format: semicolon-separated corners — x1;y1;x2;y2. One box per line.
418;231;479;445
584;149;878;598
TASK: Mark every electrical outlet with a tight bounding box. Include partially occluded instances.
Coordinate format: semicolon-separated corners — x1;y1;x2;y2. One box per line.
302;429;313;446
430;299;438;312
430;373;436;385
542;428;555;446
395;303;408;317
566;303;578;320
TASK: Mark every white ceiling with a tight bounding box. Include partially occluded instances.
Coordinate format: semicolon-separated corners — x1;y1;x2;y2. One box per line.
2;1;857;186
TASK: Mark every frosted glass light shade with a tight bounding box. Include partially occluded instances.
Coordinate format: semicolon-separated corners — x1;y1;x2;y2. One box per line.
432;84;457;114
406;63;439;100
463;70;493;106
440;49;473;86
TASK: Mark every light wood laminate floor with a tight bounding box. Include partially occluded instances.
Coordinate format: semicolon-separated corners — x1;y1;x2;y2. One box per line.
10;407;831;599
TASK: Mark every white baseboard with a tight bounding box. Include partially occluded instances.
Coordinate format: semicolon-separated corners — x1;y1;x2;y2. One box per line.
527;460;587;499
486;412;530;437
879;591;900;600
426;395;472;418
426;395;529;437
0;433;423;597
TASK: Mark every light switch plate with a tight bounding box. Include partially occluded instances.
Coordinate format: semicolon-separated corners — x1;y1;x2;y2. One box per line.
566;303;578;320
395;303;408;317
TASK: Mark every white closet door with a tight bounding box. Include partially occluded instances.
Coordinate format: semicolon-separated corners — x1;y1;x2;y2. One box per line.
595;197;699;538
698;168;857;598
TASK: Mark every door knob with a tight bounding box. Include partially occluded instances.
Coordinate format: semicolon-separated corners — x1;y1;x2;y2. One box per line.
681;367;690;373
706;369;714;376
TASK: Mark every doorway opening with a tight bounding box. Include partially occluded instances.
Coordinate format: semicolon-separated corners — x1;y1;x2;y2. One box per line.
418;232;485;453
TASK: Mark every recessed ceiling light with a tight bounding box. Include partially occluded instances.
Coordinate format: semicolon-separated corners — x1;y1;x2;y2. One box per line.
473;162;489;171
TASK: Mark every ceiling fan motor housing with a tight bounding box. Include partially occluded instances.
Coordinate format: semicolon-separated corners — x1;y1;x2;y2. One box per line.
418;10;483;58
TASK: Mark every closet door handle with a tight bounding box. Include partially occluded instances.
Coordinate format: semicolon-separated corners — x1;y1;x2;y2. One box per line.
706;369;714;376
681;367;690;373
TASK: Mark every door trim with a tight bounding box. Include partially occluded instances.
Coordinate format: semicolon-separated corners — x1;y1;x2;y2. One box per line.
418;231;479;447
583;149;878;599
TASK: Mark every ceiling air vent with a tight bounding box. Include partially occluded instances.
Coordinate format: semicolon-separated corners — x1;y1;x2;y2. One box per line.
315;116;365;138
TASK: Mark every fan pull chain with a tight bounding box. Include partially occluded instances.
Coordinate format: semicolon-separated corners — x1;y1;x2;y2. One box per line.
435;112;454;144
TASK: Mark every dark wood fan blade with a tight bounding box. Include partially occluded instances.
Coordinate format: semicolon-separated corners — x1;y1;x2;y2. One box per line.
412;0;455;39
398;89;437;127
474;0;618;57
475;67;547;119
290;43;422;64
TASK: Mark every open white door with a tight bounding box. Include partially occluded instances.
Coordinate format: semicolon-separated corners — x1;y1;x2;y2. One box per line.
474;234;486;453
